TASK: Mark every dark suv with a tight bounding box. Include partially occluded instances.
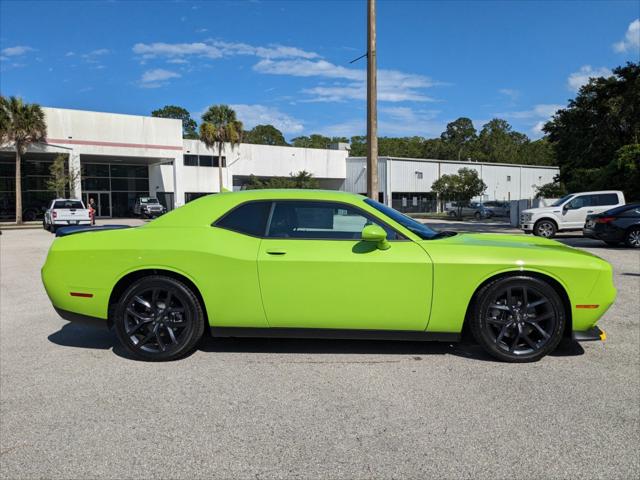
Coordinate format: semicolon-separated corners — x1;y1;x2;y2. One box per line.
583;203;640;248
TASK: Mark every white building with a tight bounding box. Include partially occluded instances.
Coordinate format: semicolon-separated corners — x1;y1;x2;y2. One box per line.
345;157;558;212
0;107;558;220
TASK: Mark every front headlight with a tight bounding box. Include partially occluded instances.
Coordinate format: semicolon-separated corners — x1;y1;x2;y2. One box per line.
522;213;532;221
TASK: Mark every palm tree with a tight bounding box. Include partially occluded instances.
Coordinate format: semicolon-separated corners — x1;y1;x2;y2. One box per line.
199;105;243;192
0;96;47;223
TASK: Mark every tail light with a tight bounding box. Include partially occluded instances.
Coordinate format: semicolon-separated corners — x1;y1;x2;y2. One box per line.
595;217;615;224
52;210;57;219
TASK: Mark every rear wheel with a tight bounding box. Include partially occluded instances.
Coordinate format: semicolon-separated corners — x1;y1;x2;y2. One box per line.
474;211;481;219
470;276;565;362
114;275;205;361
534;219;556;238
626;227;640;248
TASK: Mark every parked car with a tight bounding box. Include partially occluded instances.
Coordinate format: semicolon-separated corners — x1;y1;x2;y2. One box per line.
583;203;640;248
43;199;91;233
520;190;625;238
42;190;615;363
484;201;510;217
133;197;166;218
446;202;493;219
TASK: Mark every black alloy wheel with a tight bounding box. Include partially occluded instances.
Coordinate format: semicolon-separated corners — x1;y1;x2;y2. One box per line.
626;228;640;248
471;276;565;362
114;275;205;361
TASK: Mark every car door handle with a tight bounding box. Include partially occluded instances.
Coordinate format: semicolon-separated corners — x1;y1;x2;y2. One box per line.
266;249;287;255
587;210;594;213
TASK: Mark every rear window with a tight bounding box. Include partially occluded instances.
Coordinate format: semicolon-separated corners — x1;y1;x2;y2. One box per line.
602;204;640;216
53;200;84;209
215;201;271;237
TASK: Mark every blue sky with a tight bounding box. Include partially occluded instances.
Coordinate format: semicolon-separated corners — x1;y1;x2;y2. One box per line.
1;0;638;141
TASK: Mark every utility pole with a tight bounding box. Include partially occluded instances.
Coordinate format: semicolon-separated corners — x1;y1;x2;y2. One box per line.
366;0;378;201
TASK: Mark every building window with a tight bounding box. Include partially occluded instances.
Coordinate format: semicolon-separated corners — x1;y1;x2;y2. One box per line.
199;155;214;167
184;155;198;166
507;175;511;181
213;156;226;167
415;171;423;179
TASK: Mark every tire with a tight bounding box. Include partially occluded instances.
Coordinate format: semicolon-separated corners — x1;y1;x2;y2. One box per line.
470;275;566;362
114;275;205;361
43;219;48;231
448;211;456;217
534;219;557;238
50;225;56;234
625;227;640;248
474;212;481;219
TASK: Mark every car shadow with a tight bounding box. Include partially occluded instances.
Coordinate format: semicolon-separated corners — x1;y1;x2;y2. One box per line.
48;323;584;362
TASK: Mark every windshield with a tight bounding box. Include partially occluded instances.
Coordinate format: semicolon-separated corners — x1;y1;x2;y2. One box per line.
53;200;84;209
364;198;439;240
140;197;159;204
550;194;574;207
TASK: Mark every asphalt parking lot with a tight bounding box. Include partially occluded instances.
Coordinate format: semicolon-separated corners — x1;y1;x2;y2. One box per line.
1;223;638;479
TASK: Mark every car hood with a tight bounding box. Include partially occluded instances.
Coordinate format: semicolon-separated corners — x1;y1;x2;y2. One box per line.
521;206;559;215
426;232;597;258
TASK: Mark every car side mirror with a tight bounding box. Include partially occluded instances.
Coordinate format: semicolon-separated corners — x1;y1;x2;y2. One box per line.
563;203;571;211
362;224;390;250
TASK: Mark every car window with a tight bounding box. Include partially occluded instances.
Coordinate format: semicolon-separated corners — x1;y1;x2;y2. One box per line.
591;193;619;206
215;201;272;237
552;194;574;207
267;201;400;240
567;195;590;209
53;200;84;209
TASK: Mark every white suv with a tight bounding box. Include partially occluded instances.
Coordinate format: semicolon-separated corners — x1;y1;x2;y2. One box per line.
520;190;625;238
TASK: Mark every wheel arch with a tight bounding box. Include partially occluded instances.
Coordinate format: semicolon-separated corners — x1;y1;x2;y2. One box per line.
107;268;209;331
462;270;573;339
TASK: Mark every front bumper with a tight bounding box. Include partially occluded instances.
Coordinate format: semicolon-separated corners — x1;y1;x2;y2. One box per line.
572;326;606;342
520;223;533;232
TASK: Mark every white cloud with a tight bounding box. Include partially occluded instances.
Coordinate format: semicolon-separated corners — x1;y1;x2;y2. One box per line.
256;58;438;103
1;45;34;56
613;18;640;53
139;68;181;88
132;41;318;62
498;88;520;102
65;51;75;57
133;42;223;60
567;65;613;92
230;104;304;134
496;104;563;138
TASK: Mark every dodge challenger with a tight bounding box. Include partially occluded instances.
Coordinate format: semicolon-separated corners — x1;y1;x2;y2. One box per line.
41;190;615;362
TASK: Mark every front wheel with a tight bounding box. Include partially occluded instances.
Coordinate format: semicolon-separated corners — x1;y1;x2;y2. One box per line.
470;276;566;362
114;275;205;361
534;219;556;238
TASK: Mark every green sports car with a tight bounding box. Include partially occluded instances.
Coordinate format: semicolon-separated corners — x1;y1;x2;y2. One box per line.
41;190;615;362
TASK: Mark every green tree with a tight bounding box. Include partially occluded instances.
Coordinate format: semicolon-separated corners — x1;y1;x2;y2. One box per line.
544;62;640;199
291;134;331;149
244;124;288;146
440;117;477;160
152;105;198;139
535;177;567;199
200;105;243;192
477;119;528;163
0;96;47;223
431;167;487;218
46;154;80;198
244;170;319;189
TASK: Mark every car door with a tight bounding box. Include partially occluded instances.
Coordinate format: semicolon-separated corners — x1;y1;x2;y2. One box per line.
561;194;592;229
590;193;621;215
257;200;433;331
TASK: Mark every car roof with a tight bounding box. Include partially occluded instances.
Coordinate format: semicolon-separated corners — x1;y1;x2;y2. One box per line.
569;190;623;195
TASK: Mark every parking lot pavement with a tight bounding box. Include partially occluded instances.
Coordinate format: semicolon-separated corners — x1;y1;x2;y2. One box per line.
1;226;638;479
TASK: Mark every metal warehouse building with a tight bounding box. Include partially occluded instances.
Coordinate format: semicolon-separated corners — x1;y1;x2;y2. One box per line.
0;107;558;220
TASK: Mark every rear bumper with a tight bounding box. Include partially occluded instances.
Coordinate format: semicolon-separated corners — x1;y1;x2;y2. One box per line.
582;227;624;242
54;307;110;330
572;326;606;342
53;220;91;226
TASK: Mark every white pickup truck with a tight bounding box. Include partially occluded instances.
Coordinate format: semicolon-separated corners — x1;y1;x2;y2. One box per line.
520;190;625;238
43;199;91;233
